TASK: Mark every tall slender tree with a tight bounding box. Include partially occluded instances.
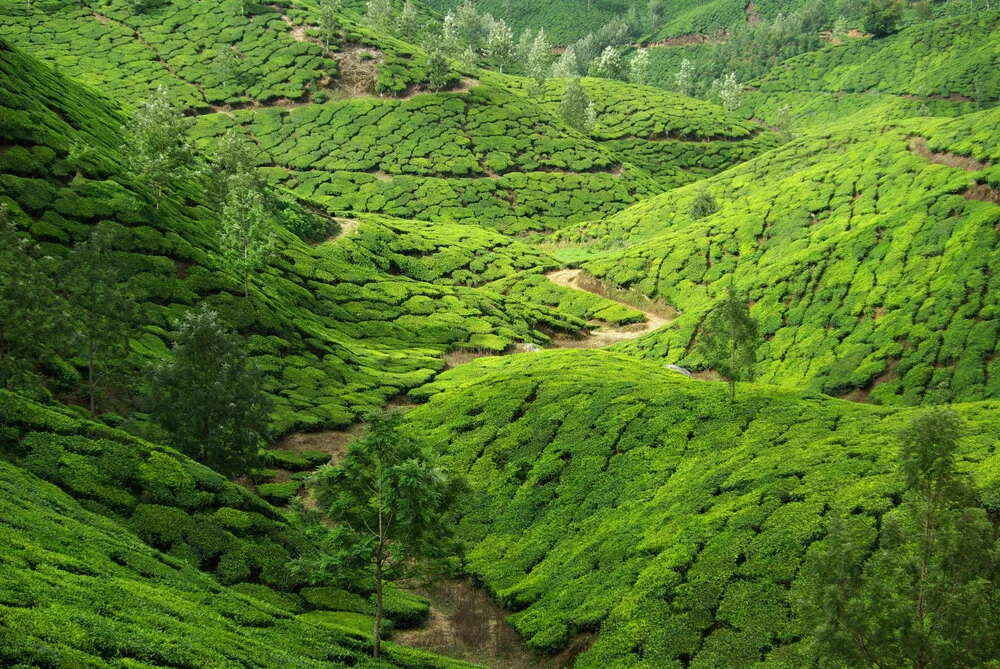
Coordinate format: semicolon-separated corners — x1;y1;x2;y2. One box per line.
149;306;271;477
317;0;341;51
697;288;758;400
61;230;135;417
120;87;193;210
218;170;275;299
0;205;63;391
804;408;1000;668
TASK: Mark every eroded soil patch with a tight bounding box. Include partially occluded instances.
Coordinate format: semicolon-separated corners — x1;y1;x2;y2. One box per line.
395;579;574;669
908;136;991;171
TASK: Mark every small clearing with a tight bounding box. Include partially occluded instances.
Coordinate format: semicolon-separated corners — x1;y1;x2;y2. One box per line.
544;269;677;348
395;579;578;669
320;217;359;244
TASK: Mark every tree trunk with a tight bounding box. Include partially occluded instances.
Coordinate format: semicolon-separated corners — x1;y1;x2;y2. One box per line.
88;335;95;417
373;559;383;659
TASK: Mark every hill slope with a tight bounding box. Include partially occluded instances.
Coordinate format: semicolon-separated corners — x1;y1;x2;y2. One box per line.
550;105;1000;404
405;349;1000;667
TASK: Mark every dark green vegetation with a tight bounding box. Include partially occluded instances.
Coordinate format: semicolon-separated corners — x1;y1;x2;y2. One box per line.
310;410;468;658
189;85;658;232
494;73;778;188
406;350;1000;667
0;389;477;667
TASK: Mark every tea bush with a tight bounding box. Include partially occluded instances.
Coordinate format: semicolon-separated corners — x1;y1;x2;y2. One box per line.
405;349;1000;666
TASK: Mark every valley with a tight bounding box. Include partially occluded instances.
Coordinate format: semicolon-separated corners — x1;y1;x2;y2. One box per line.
1;0;999;666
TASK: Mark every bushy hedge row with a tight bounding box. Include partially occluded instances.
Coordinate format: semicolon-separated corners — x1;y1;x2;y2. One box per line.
493;74;776;188
0;0;444;110
189;84;656;232
405;349;1000;666
552;108;1000;403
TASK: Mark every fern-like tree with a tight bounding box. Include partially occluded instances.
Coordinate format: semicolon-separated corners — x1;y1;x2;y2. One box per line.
674;57;696;96
590;46;627;80
396;0;421;42
218;170;275;299
804;408;1000;668
61;230;135;417
525;27;550;98
561;77;596;133
120;86;193;210
317;0;341;51
697;288;758;401
710;71;742;111
149;306;271;478
365;0;393;34
309;411;468;659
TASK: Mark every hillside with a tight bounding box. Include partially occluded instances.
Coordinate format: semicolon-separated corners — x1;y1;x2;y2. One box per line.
405;350;1000;667
490;73;778;189
0;389;479;668
549;105;1000;404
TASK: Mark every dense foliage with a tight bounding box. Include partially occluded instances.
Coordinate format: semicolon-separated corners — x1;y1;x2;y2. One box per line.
405;350;1000;667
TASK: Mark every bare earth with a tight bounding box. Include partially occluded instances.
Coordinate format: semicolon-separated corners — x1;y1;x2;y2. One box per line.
544;269;676;348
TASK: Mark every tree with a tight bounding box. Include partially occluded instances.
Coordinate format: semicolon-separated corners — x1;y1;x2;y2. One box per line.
551;44;581;77
674;57;695;96
0;204;64;391
589;46;626;80
214;43;242;92
120;86;193;209
710;71;742;111
525;27;551;98
560;77;596;133
218;170;275;299
452;0;484;51
688;185;718;219
862;0;903;36
697;288;758;400
426;49;451;91
365;0;393;34
396;0;421;42
483;17;515;74
149;306;271;478
317;0;341;51
628;48;651;85
61;230;135;417
309;411;468;659
804;408;1000;668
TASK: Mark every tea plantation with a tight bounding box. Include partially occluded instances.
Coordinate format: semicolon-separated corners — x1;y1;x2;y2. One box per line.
2;0;1000;665
405;349;1000;667
550;105;1000;404
189;84;660;232
495;74;779;188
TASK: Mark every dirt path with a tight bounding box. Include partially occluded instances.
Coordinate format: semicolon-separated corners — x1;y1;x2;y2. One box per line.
544;269;676;348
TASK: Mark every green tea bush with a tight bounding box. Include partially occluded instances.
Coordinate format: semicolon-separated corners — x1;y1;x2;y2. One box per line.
552;107;1000;404
405;349;1000;666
